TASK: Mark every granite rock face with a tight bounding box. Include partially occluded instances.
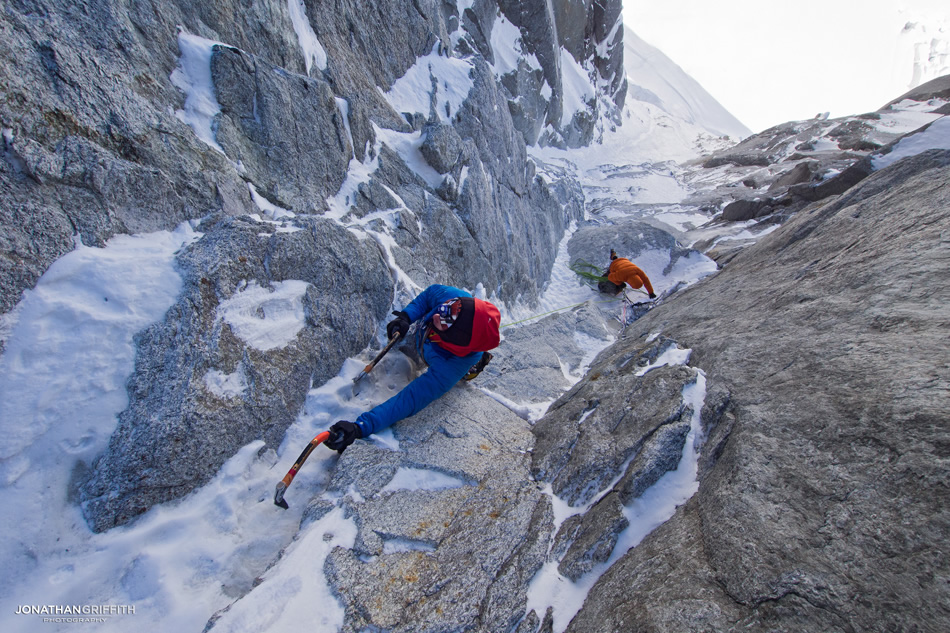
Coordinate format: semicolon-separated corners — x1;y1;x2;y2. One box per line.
319;389;549;633
1;0;623;315
211;45;353;214
559;150;950;633
2;0;623;527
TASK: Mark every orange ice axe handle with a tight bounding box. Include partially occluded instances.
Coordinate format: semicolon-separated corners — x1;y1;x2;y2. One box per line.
274;431;331;509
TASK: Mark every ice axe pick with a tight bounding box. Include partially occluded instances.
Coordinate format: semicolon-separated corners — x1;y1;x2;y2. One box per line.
273;431;331;509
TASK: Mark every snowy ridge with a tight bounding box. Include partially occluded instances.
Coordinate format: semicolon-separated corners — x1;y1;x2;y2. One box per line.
623;26;751;141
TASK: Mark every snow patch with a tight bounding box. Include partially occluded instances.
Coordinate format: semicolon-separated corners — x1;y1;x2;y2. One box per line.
287;0;327;74
559;48;596;127
489;12;542;78
382;44;475;123
0;223;200;462
249;184;295;221
206;505;356;632
380;467;471;494
170;31;229;154
204;365;249;399
374;125;444;189
636;343;692;376
873;114;950;169
383;537;437;554
217;280;309;351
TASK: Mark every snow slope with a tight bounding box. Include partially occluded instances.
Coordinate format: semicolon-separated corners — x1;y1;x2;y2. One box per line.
623;26;752;140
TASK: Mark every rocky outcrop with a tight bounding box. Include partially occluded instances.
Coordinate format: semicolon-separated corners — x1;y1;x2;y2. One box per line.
567;220;700;277
78;214;393;531
686;86;949;256
882;73;950;107
559;149;950;632
320;390;547;633
211;45;353;214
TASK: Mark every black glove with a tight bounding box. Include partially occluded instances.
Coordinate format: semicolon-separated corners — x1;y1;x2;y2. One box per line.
325;421;361;453
386;310;410;340
649;293;656;299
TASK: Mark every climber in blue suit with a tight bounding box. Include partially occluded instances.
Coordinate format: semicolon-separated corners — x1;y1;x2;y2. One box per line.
325;284;501;452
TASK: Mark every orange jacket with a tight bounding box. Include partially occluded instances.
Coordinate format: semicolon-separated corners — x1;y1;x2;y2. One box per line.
608;258;655;295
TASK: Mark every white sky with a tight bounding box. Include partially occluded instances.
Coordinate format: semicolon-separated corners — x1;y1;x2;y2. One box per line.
623;0;950;133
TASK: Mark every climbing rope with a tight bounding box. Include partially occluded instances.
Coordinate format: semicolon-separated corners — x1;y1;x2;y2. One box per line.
500;295;636;329
568;259;608;287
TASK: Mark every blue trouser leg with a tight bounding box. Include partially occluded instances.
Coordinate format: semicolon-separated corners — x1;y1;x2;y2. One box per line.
355;342;478;437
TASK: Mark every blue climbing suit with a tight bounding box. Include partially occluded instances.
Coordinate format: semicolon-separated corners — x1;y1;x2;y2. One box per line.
354;285;485;438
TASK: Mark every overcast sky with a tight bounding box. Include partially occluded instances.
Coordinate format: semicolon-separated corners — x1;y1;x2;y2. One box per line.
623;0;950;133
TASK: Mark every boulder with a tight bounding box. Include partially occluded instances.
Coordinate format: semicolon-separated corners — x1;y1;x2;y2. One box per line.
78;214;393;531
420;122;463;174
720;197;771;222
567;220;698;275
767;160;817;191
319;388;549;633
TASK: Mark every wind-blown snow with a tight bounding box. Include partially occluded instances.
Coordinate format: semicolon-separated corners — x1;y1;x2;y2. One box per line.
381;44;475;123
625;2;949;134
287;0;327;74
170;31;228;154
217;280;310;351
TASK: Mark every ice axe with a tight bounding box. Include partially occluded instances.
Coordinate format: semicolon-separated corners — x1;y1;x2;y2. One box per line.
351;332;403;395
273;430;331;509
